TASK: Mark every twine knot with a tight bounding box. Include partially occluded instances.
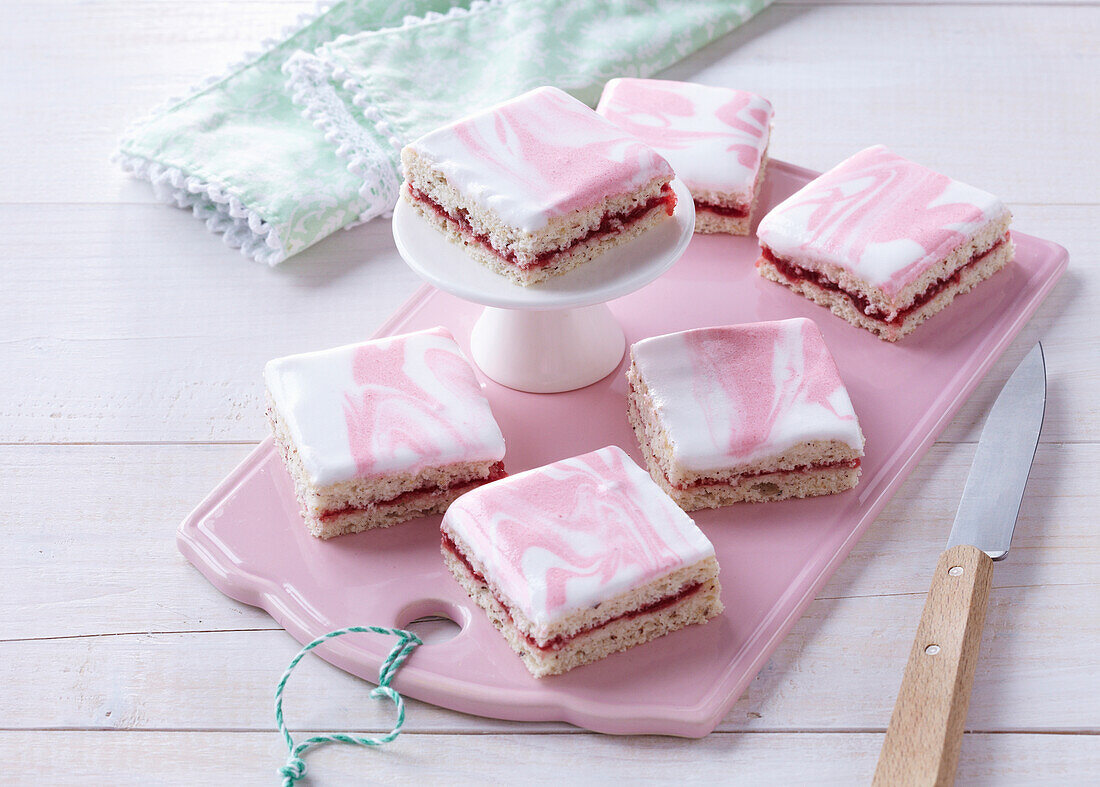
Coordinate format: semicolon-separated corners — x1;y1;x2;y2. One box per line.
279;756;307;784
274;625;422;785
370;685;397;701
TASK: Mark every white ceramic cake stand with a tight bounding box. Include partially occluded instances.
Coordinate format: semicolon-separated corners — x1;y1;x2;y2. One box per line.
391;178;695;393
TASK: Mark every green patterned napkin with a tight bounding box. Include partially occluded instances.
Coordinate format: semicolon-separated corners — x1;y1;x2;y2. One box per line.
118;0;771;265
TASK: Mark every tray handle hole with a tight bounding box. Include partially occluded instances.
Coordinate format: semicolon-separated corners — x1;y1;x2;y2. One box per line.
396;599;468;645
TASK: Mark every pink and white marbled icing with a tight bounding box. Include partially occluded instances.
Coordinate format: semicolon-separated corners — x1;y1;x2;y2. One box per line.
442;446;714;628
407;86;674;233
597;78;772;202
264;327;505;486
631;319;864;472
757;145;1010;297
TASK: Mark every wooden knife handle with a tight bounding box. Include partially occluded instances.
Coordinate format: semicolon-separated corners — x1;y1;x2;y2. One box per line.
873;544;994;787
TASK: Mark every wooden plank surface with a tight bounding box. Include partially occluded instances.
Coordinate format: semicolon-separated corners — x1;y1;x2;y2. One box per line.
6;731;1096;786
3;0;1097;783
2;583;1096;733
3;443;1096;735
1;3;1098;205
4;442;1096;640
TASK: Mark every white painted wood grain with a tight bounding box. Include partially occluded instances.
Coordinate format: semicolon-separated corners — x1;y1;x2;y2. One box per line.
4;731;1097;786
2;0;1097;781
2;583;1095;734
4;442;1094;640
1;3;1097;204
2;443;1096;735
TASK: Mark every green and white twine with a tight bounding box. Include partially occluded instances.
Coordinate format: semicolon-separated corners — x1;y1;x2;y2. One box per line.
274;625;422;785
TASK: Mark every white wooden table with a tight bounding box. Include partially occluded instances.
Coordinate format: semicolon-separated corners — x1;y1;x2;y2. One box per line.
3;1;1098;782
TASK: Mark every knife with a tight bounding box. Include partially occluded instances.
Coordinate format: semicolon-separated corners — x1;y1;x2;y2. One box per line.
873;343;1047;786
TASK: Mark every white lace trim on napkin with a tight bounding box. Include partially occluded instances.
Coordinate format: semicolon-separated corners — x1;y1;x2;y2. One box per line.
113;0;342;265
284;0;516;227
283;52;404;226
117;155;287;265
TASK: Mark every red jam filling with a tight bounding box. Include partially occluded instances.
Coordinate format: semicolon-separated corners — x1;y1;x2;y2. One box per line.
407;184;677;270
675;458;861;491
319;462;506;521
757;235;1010;326
693;200;749;218
441;533;704;653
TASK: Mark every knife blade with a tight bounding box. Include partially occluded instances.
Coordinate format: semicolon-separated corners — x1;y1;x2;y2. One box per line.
947;343;1047;560
873;343;1047;787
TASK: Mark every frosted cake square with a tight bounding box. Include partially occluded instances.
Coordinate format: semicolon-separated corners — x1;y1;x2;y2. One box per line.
440;445;722;678
756;145;1014;341
264;327;506;539
597;78;773;235
627;318;865;511
400;86;677;286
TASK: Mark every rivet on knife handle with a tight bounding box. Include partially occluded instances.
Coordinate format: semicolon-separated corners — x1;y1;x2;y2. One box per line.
872;544;994;787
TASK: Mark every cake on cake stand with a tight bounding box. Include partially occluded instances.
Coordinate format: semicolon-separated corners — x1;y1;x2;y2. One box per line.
391;178;696;393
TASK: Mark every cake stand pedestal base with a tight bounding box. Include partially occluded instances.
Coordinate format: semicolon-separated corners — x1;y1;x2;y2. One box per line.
469;303;625;393
391;178;694;395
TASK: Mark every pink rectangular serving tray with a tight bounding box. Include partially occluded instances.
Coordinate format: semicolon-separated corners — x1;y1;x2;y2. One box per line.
178;160;1067;737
